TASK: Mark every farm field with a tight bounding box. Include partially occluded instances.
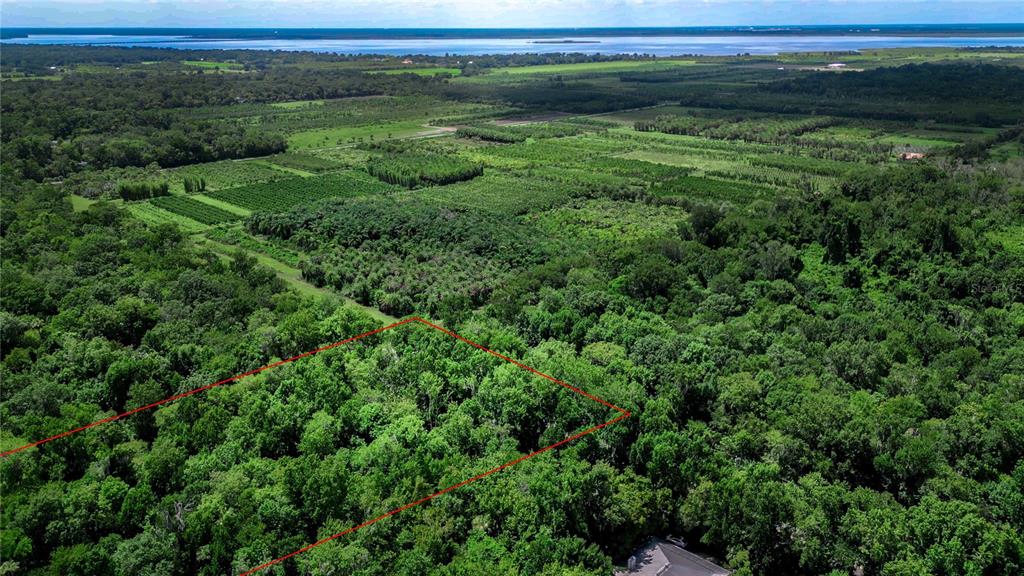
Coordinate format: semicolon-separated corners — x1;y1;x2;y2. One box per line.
151;195;241;224
369;66;462;76
165;159;289;192
182;59;244;70
488;58;701;75
286;120;438;149
190;194;253;217
206;170;398;211
269;99;326;109
418;172;580;214
197;230;400;323
125;201;208;232
3;43;1023;576
263;152;347;173
530;198;689;244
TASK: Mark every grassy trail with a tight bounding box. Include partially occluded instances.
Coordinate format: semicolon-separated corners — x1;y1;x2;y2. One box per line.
195;234;398;325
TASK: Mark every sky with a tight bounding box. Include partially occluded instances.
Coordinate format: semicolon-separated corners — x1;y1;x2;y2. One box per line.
1;0;1022;28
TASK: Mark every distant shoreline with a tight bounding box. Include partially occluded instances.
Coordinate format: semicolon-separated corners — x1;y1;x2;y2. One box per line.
531;40;602;44
4;24;1024;41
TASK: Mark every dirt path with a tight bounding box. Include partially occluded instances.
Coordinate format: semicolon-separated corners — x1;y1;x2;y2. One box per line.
195;234;399;325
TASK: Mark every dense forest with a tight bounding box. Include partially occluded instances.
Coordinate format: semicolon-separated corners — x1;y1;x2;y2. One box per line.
2;44;1023;576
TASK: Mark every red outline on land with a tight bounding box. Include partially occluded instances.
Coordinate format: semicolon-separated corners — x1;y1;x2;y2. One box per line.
1;316;631;575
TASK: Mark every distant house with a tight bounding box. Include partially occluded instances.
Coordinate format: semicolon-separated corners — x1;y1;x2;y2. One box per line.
616;537;730;576
900;152;926;161
827;62;848;69
401;58;414;65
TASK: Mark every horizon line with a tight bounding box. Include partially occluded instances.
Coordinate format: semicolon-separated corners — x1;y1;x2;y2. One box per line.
4;23;1024;29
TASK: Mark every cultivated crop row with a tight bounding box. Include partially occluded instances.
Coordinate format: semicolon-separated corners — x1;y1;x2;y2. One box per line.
651;175;774;204
635;112;840;145
167;159;287;191
207;170;397;212
421;173;578;215
150;196;241;225
266;152;345;173
456;121;590;143
367;153;483;188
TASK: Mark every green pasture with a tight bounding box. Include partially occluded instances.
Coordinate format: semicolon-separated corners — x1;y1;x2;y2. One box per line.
183;60;243;70
491;59;701;75
286;120;441;150
369;67;461;76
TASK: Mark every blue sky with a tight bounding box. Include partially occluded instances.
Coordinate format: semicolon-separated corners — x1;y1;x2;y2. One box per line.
2;0;1021;28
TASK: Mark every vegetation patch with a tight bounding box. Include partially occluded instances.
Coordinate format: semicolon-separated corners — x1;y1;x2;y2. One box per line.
248;196;545;316
493;59;699;75
208;170;398;212
182;59;243;70
369;67;462;76
367;153;484;188
456;121;590;143
420;173;576;215
166;159;289;193
286;120;429;149
651;175;776;204
117;180;170;201
530;199;688;246
265;152;346;173
125;201;207;232
151;195;241;225
986;225;1024;256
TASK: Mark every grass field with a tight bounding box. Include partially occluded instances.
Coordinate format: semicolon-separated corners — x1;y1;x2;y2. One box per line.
418;173;575;215
264;152;346;173
874;134;961;149
69;194;98;212
491;59;700;75
252;159;316;178
182;60;243;70
286;120;435;150
269;99;326;109
369;67;461;76
191;195;253;217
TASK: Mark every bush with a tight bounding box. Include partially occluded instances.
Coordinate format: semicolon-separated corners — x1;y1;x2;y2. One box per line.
117;181;169;201
367;153;483;189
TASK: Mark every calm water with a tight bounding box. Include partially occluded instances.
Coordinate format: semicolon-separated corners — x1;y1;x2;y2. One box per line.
4;34;1024;55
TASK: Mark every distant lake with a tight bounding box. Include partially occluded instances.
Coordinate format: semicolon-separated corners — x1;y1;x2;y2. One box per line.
4;33;1024;56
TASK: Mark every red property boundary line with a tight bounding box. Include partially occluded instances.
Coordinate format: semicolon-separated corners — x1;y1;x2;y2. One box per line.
2;316;631;575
